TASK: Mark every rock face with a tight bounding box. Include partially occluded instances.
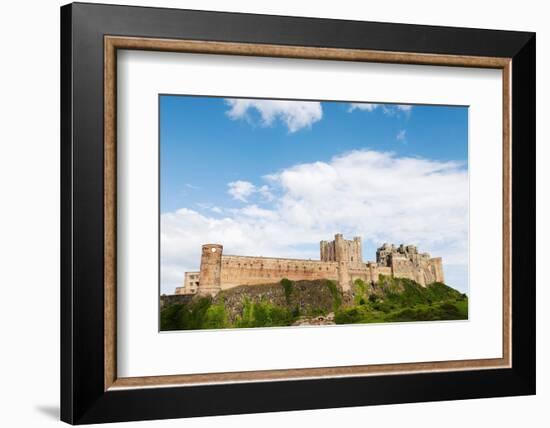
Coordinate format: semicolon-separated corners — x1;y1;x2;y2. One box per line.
292;313;335;326
159;293;193;309
177;234;444;296
212;279;340;324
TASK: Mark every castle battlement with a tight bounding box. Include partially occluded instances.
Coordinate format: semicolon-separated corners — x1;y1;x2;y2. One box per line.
175;234;444;296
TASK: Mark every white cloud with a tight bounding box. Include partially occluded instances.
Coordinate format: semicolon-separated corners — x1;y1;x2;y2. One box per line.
227;180;256;202
227;180;273;202
257;185;274;201
348;103;379;112
396;129;407;142
236;204;278;220
197;202;224;214
225;99;322;133
397;105;413;112
348;103;413;117
161;150;468;293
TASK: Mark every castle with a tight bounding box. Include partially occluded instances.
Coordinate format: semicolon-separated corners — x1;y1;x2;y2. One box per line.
175;234;444;296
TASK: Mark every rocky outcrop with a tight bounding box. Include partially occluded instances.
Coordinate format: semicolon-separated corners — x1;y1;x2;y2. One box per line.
212;279;341;324
292;312;335;326
160;293;193;309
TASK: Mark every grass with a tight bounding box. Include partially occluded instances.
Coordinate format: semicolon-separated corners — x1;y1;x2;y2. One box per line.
333;277;468;325
334;299;467;324
160;277;468;331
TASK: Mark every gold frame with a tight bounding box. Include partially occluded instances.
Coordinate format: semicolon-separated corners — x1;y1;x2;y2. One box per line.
104;36;512;391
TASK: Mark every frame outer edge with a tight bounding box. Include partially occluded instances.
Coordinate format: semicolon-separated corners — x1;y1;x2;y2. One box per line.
510;33;536;391
63;3;536;423
60;3;75;424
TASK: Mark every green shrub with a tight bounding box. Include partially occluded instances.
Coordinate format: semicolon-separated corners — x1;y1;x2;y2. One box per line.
334;307;363;324
160;297;213;331
387;301;465;322
160;303;185;331
236;298;295;328
353;278;367;305
454;299;469;318
325;280;342;310
306;307;328;316
202;302;228;329
354;278;366;294
281;278;293;304
334;306;386;324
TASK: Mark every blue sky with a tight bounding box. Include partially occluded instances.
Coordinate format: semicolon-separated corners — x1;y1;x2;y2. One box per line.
160;96;469;294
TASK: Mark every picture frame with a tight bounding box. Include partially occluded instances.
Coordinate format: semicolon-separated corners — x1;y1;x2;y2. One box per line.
60;2;535;424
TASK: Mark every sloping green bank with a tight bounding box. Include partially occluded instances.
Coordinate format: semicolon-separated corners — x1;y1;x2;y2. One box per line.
160;276;467;331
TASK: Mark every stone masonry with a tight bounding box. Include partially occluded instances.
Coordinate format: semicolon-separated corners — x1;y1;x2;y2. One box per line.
175;234;444;296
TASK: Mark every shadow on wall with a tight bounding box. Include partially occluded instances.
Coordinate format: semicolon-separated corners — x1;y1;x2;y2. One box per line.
35;405;59;420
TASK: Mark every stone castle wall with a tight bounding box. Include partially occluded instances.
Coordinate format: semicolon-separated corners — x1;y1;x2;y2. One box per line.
219;255;339;290
177;234;445;296
391;256;443;286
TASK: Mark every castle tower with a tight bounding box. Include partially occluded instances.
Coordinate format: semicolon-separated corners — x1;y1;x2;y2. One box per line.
334;234;351;291
334;233;346;262
319;234;363;291
352;236;362;264
429;257;445;283
320;234;362;264
197;244;223;296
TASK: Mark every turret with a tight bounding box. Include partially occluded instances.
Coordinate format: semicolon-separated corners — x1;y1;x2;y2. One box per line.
429;257;445;283
197;244;223;295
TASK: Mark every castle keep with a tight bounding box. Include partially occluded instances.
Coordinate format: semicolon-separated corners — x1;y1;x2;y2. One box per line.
175;234;444;296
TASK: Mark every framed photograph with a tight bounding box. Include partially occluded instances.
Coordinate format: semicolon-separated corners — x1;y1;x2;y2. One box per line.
61;2;535;424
